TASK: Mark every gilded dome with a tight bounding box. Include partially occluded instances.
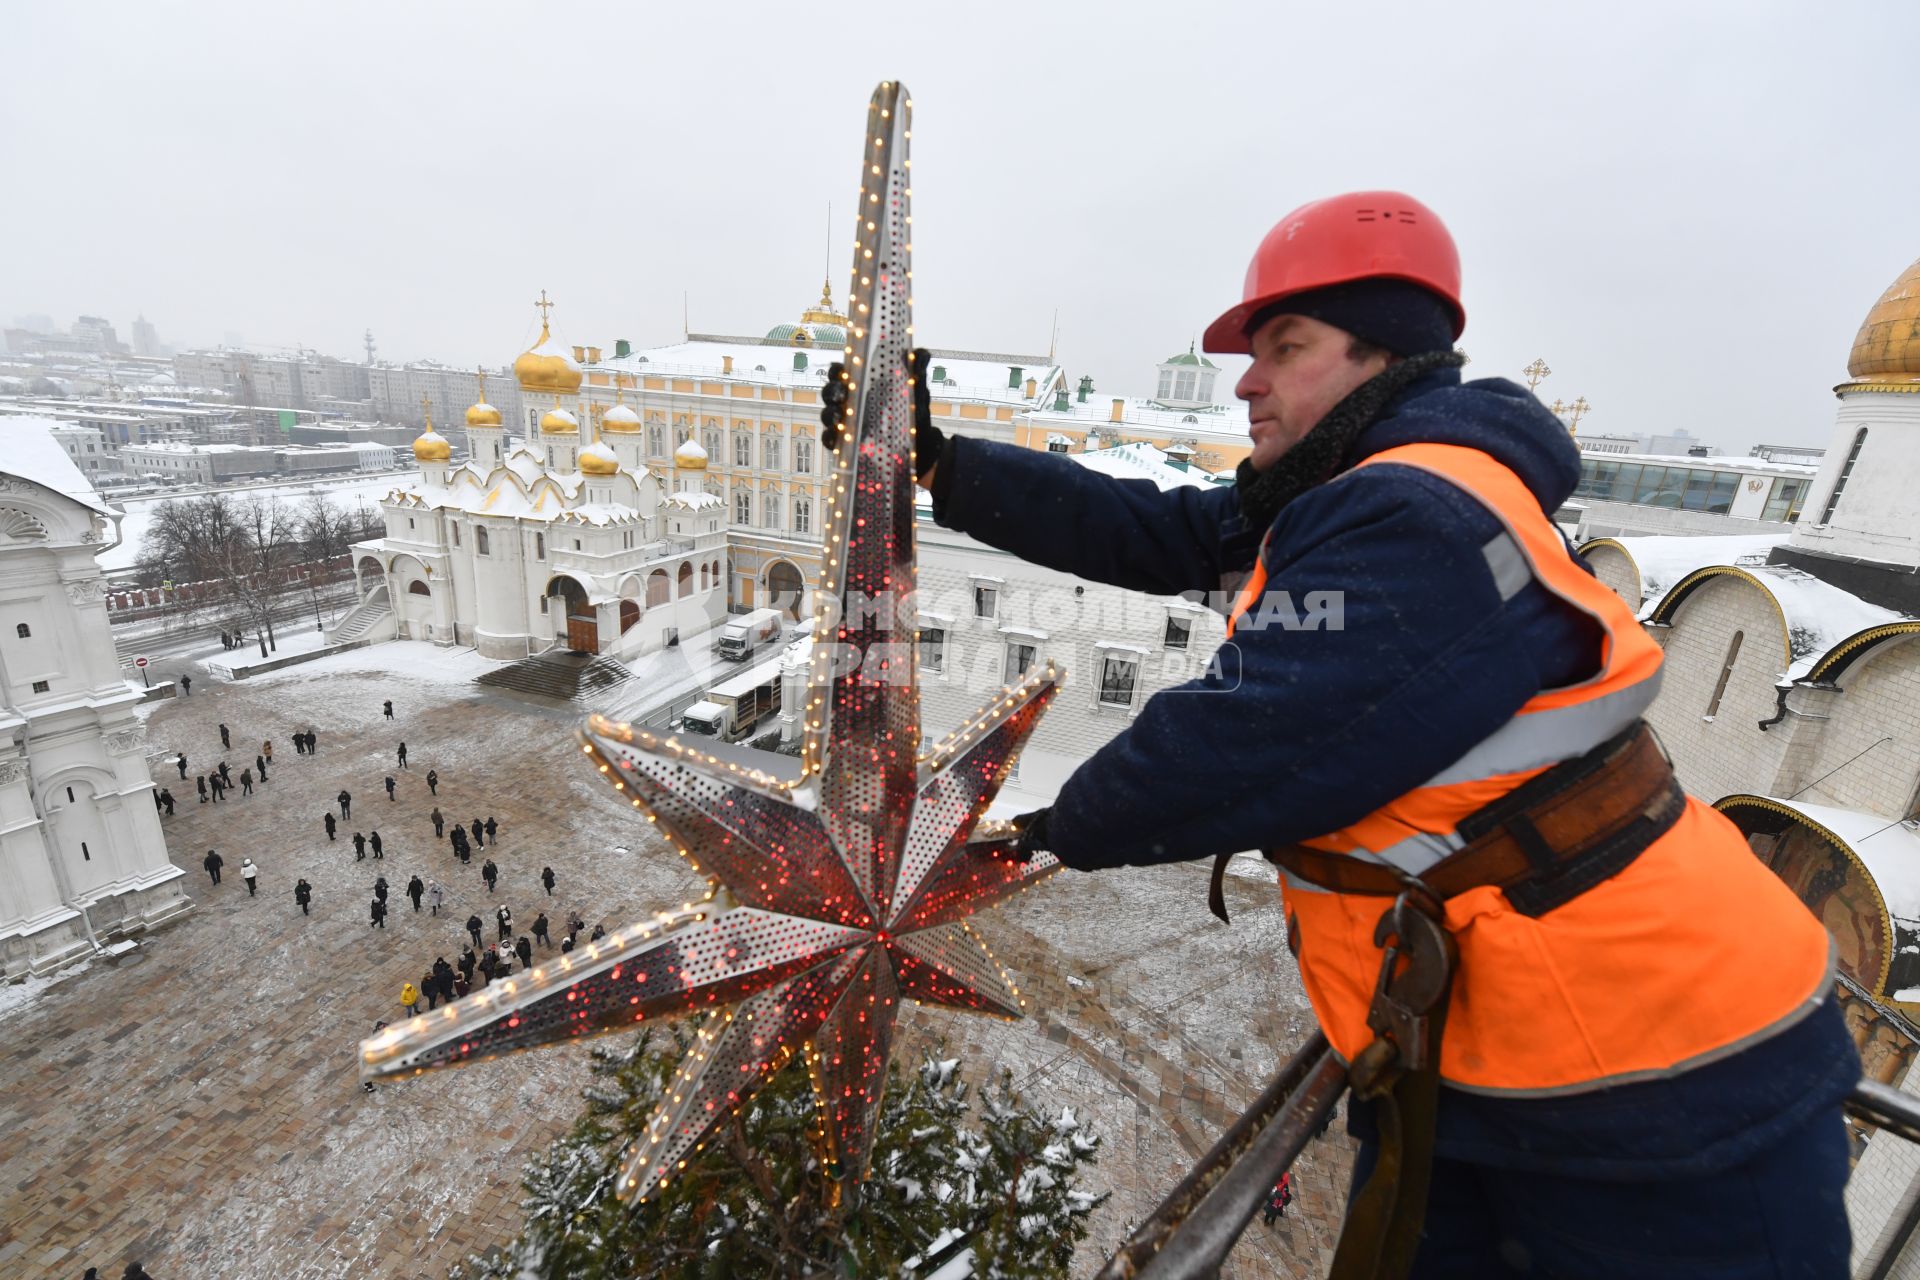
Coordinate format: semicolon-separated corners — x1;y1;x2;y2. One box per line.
601;403;642;433
412;429;451;462
515;315;584;395
540;407;579;435
674;435;709;470
579;442;620;476
1847;257;1920;380
465;401;502;427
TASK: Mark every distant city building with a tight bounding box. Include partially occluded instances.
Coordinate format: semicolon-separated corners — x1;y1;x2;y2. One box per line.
129;315;161;358
1569;452;1816;538
1572;431;1642;455
1750;442;1827;464
0;420;189;977
45;424;114;481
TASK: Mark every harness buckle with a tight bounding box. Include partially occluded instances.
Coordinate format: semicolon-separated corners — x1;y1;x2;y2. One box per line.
1356;893;1458;1093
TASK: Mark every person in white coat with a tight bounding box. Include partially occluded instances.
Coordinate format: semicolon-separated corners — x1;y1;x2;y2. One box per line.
427;881;444;916
240;857;259;897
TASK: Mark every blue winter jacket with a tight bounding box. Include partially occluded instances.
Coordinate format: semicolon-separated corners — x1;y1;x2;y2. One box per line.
931;364;1860;1175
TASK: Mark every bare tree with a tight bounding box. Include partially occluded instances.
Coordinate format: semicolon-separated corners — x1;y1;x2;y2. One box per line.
217;494;302;657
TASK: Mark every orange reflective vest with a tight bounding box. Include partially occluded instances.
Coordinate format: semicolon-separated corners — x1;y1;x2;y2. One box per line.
1228;442;1834;1095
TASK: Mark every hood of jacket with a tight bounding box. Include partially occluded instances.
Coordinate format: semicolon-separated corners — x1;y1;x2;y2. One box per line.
1349;365;1581;515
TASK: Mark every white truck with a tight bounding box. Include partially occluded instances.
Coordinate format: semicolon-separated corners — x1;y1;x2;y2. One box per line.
715;608;784;662
678;653;786;742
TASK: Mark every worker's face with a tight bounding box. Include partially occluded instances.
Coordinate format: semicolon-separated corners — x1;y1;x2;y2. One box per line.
1236;314;1394;471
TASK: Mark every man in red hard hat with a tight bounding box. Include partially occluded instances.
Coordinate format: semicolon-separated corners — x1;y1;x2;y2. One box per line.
823;191;1856;1275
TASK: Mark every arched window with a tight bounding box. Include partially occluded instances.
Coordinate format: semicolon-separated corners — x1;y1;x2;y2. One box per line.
408;580;431;596
1705;630;1744;720
475;526;490;556
735;433;752;468
735;489;752;525
646;569;671;607
763;433;783;471
677;562;694;597
647;425;664;457
699;564;709;590
1821;429;1867;525
14;623;28;638
619;599;641;633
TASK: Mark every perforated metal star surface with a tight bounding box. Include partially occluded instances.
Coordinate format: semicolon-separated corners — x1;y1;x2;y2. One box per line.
358;81;1064;1206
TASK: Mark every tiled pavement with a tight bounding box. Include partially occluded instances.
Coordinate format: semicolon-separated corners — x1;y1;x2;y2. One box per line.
0;653;1351;1278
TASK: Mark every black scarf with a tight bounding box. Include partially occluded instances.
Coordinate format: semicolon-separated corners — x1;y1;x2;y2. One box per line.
1234;349;1465;531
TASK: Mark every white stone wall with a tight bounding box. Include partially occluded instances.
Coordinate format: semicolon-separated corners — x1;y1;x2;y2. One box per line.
1576;500;1790;541
1850;1058;1920;1276
1580;543;1642;606
1791;392;1920;571
1786;637;1920;815
1642;575;1796;801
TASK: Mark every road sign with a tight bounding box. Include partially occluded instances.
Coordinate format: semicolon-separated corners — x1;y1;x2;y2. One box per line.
132;656;150;668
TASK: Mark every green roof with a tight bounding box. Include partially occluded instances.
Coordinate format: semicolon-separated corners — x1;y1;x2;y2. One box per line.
1163;344;1217;369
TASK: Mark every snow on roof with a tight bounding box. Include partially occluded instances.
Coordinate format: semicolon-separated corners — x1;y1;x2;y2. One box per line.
0;416;112;513
1071;442;1215;492
1594;533;1910;678
665;490;722;510
596;339;1060;408
1027;394;1252;444
1767;799;1920;920
1590;452;1821;477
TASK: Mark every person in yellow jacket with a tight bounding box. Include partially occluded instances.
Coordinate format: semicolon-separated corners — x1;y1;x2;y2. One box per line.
828;191;1861;1276
399;982;419;1017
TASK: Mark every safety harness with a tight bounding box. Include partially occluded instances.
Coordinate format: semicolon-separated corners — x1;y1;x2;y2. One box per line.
1206;720;1685;1279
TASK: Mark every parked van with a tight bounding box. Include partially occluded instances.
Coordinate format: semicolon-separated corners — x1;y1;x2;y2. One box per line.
716;608;783;662
677;654;785;741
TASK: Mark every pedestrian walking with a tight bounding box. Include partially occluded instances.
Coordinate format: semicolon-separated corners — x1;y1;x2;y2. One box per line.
338;789;351;819
515;934;533;971
308;729;319;754
532;911;551;948
567;911;585;941
240;857;258;896
202;849;223;885
176;751;188;779
154;789;164;812
263;740;273;763
295;878;312;915
421;968;439;1011
123;1263;154;1280
458;946;476;982
407;875;424;912
374;876;388;903
219;723;231;749
400;981;418;1016
590;923;606;942
369;830;384;859
383;699;394;720
397;742;408;768
239;768;253;796
453;974;470;998
180;674;191;696
541;865;556;896
209;775;225;802
496;904;512;940
256;756;269;783
352;832;367;860
220;629;230;651
431;807;445;838
484;816;498;843
196;775;208;804
218;760;231;784
1263;1173;1293;1226
481;859;498;894
471;818;484;848
561;935;574;954
428;880;444;916
324;811;336;841
466;914;483;948
384;776;396;801
370;897;387;929
159;788;175;816
426;769;439;796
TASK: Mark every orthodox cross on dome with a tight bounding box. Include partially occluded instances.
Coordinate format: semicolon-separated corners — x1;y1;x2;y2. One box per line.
358;80;1063;1210
533;289;554;328
1523;357;1551;391
474;366;488;401
1567;395;1591;428
1550;398;1567;417
419;393;434;429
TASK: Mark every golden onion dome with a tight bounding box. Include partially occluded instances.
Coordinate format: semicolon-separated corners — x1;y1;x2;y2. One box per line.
412;429;451;462
540;407;579;435
674;434;709;470
1847;257;1920;381
514;318;584;395
579;442;620;476
601;403;642;433
465;400;502;427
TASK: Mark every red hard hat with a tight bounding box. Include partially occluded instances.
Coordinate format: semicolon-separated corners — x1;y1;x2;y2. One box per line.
1201;191;1465;355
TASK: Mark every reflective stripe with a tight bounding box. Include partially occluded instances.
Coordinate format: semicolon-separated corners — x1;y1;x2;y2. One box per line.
1419;674;1663;789
1277;865;1333;895
1369;828;1465;875
1481;532;1530;601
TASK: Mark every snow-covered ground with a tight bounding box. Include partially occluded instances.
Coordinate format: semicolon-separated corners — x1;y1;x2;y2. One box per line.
100;472;409;572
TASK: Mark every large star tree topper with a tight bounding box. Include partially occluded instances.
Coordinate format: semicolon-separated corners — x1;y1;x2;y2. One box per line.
359;80;1065;1207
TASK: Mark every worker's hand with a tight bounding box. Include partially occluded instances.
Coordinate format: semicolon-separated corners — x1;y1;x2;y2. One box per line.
818;351;948;486
1006;808;1052;863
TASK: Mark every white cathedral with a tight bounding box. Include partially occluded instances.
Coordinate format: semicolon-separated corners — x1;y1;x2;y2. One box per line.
336;314;729;662
0;422;188;978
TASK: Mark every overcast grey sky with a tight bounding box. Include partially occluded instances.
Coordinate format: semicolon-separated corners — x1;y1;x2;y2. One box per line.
4;1;1915;453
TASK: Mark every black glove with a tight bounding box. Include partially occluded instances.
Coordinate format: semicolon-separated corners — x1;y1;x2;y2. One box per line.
819;349;947;480
1008;808;1052;863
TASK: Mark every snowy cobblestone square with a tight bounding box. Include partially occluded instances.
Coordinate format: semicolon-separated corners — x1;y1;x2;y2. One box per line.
0;647;1350;1278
